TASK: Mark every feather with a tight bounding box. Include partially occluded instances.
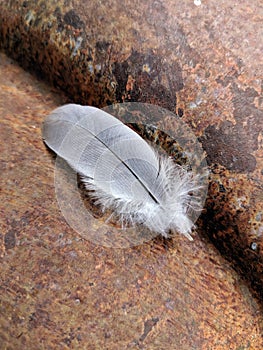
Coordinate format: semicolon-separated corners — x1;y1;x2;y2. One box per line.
42;104;204;240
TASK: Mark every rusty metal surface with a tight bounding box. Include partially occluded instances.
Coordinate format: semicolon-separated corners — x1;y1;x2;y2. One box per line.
1;0;262;302
0;0;263;348
0;50;262;350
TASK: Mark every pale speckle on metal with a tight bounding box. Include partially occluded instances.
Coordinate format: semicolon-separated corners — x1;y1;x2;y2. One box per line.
194;0;202;6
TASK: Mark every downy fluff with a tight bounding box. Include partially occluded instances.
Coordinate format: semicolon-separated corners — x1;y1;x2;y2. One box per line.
42;104;203;240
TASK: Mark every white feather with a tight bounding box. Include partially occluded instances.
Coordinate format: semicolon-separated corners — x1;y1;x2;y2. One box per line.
42;104;203;240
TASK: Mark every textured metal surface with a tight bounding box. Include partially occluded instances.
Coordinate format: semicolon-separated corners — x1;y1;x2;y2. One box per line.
0;52;262;350
1;0;262;301
0;0;263;348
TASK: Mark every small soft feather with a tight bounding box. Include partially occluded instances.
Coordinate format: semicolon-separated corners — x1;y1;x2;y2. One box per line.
42;104;203;240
